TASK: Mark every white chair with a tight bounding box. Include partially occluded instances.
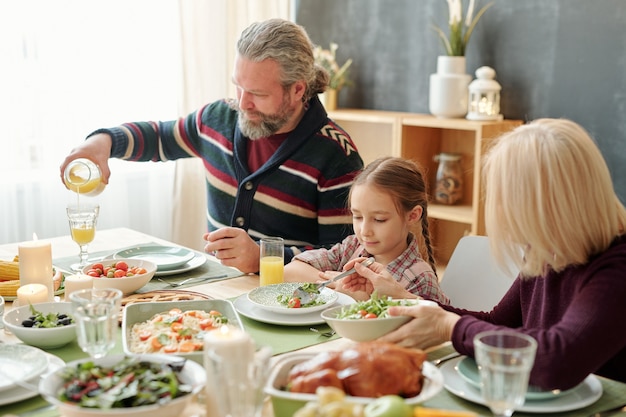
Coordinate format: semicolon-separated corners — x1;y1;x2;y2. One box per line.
440;235;518;311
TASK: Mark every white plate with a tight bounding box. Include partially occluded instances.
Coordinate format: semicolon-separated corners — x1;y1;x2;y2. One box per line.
104;251;207;277
113;245;195;271
442;356;603;413
235;292;355;326
0;345;49;392
247;283;338;315
154;252;207;276
456;356;578;401
0;352;64;406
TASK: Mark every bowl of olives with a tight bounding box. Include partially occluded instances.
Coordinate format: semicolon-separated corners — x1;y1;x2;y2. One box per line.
3;302;77;348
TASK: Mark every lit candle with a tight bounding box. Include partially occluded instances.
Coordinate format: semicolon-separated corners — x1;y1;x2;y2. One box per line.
64;274;93;300
204;326;255;417
18;233;53;302
17;283;49;306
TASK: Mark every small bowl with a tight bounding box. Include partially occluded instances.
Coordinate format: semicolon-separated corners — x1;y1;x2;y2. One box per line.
83;259;157;295
321;299;437;342
39;354;205;417
3;302;77;349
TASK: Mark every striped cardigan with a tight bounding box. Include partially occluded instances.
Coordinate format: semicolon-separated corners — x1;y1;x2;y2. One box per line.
95;97;364;262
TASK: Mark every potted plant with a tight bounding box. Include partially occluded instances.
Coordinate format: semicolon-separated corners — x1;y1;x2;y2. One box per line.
429;0;494;118
314;42;352;110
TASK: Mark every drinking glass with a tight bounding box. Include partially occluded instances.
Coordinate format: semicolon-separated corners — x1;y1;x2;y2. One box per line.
204;332;272;417
70;288;122;358
474;330;538;417
259;237;284;286
66;203;99;271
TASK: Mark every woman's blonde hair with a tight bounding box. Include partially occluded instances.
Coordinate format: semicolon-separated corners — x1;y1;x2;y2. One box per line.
484;118;626;277
349;156;437;275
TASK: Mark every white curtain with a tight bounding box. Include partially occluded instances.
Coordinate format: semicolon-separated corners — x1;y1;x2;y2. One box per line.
171;0;292;250
0;0;181;245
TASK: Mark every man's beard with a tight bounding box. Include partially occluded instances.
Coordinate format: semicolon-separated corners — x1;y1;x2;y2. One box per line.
237;95;295;140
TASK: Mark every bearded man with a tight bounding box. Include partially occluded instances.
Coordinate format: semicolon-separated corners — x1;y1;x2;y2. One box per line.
60;19;364;273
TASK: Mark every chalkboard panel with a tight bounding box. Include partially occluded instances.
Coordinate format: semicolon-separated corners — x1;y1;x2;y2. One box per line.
296;0;626;202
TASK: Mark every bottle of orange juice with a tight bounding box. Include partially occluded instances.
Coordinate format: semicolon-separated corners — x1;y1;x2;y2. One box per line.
63;158;105;196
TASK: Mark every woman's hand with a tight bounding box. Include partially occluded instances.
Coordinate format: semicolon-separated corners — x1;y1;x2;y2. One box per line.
377;304;460;350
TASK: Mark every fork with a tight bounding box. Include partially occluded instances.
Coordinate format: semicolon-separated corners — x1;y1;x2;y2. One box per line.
309;327;336;337
157;274;227;287
292;257;375;304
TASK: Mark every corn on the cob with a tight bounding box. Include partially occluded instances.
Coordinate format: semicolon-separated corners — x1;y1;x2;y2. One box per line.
0;279;20;297
0;259;20;281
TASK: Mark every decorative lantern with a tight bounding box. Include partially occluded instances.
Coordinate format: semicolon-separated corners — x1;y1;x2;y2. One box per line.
467;66;503;121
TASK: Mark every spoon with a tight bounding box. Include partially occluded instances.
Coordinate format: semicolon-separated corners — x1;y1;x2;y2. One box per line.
292;257;375;305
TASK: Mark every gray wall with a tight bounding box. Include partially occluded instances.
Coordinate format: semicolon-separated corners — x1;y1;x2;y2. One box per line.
295;0;626;202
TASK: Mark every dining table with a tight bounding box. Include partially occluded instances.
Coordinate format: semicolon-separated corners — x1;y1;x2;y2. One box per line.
1;227;625;417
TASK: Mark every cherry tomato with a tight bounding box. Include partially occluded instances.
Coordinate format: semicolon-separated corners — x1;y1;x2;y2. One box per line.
364;313;378;319
113;269;126;278
288;298;302;308
92;263;104;272
115;261;129;271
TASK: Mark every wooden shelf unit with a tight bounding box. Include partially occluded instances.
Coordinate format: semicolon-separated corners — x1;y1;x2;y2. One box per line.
328;109;522;265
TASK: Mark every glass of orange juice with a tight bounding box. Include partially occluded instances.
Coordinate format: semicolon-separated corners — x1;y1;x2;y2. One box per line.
67;203;100;271
259;237;284;286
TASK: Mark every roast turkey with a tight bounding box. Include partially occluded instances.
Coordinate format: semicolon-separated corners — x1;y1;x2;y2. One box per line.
287;341;426;398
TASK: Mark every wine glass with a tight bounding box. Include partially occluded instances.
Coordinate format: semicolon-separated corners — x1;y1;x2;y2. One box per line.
473;330;537;417
70;288;122;358
66;203;99;271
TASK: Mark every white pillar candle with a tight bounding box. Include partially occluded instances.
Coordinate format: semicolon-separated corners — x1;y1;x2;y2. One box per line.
64;274;93;300
204;326;255;417
17;283;49;305
18;235;53;302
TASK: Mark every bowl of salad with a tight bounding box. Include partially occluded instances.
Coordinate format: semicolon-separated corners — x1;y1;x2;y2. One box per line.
39;354;205;417
321;294;438;342
3;301;77;348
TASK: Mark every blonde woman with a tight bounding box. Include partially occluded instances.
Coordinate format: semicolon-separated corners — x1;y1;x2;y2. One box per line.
344;119;626;390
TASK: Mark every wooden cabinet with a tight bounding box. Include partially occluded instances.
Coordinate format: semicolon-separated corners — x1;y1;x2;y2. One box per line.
328;109;522;266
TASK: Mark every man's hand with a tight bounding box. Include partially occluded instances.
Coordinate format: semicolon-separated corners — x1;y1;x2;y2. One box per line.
204;227;261;273
59;133;113;186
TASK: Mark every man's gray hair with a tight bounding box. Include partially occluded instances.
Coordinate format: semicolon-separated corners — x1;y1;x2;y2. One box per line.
237;18;329;101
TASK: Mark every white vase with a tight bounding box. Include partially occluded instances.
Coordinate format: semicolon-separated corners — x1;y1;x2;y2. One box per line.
429;56;472;118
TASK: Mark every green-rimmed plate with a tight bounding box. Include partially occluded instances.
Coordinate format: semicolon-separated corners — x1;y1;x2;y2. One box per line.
456;356;578;400
113;245;195;271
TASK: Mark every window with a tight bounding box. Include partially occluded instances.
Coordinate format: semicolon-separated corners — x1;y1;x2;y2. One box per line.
0;0;182;243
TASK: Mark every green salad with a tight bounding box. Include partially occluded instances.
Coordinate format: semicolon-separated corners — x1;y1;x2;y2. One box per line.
276;283;324;309
58;356;191;409
336;292;417;319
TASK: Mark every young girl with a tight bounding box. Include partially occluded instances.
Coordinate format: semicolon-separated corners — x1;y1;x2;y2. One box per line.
284;156;449;304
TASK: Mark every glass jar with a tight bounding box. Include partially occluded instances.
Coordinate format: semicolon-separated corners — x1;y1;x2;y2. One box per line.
63;158;105;196
434;153;463;205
